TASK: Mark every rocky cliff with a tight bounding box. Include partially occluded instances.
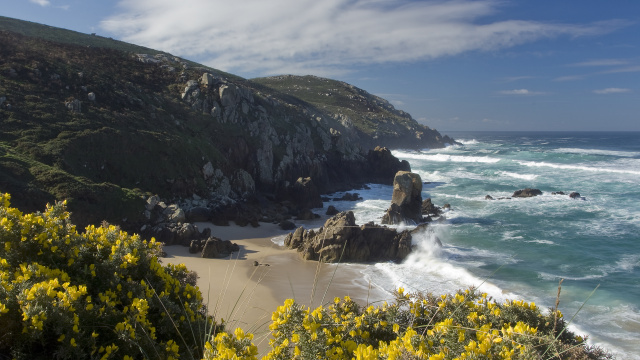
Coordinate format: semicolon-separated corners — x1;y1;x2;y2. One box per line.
0;17;456;230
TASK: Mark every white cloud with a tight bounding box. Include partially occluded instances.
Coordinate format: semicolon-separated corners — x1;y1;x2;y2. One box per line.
100;0;626;76
572;59;629;67
498;89;544;95
602;65;640;74
502;76;534;83
30;0;51;6
593;88;631;94
553;75;585;82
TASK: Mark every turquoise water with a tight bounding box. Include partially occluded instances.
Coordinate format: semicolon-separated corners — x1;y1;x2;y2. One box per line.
337;132;639;358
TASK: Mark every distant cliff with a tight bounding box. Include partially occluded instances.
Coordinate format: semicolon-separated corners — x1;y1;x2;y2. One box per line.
0;17;455;230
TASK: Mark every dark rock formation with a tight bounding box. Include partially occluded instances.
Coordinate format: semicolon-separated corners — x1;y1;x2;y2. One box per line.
0;28;457;233
284;211;412;263
485;195;494;200
143;222;203;246
326;205;339;216
512;188;543;198
381;171;423;225
200;237;240;258
569;192;581;199
365;146;411;185
552;191;565;195
296;208;320;220
279;177;323;211
186;206;211;222
421;198;442;216
279;220;296;230
334;193;362;201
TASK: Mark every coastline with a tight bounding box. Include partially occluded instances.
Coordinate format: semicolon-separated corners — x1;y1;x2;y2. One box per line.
161;222;391;354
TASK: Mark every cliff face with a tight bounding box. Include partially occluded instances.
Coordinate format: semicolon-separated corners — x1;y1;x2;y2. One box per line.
251;75;455;150
0;20;454;230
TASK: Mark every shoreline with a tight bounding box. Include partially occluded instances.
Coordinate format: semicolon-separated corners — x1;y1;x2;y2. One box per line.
161;222;391;354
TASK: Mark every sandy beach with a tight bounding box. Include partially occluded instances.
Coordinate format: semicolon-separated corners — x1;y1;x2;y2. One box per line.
161;221;391;353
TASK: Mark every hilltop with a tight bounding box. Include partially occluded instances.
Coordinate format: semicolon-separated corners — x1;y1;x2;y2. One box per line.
0;16;455;231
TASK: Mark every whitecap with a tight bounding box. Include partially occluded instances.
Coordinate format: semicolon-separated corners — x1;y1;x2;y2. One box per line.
457;139;479;145
517;160;640;176
395;151;501;164
552;147;640;158
498;171;539;181
526;239;556;245
537;271;607;281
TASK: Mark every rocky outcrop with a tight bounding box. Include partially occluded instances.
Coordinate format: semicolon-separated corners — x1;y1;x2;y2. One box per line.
365;147;411;185
0;29;458;232
196;237;240;258
512;188;543;198
333;193;362;201
381;171;423;225
278;177;323;211
284;211;412;263
326;205;339;216
421;198;442;216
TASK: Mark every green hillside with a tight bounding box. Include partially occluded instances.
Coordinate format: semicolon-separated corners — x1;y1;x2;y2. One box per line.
0;17;454;229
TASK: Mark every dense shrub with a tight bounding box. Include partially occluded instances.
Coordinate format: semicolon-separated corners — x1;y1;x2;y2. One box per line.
0;193;611;359
205;289;611;360
0;193;215;359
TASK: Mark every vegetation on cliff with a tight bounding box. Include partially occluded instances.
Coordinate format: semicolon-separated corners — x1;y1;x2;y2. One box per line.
1;17;454;229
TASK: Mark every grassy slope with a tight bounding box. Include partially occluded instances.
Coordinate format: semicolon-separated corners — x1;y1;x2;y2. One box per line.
0;29;240;229
0;16;449;229
250;75;424;138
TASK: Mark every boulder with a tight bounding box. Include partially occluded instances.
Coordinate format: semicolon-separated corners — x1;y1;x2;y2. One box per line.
334;192;362;201
296;208;319;220
381;171;423;225
284;211;412;263
279;220;296;230
186;207;211;222
512;188;542;198
552;191;565;195
164;204;186;223
569;192;581;199
326;205;340;216
485;195;494;200
201;237;240;258
421;198;442;216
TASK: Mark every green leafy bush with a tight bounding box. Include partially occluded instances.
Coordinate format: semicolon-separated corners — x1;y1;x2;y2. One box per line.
0;193;215;359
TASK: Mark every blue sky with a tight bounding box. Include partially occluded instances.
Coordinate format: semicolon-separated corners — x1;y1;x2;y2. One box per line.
3;0;639;132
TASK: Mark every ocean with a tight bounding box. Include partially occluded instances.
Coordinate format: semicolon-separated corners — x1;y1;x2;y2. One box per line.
320;131;640;359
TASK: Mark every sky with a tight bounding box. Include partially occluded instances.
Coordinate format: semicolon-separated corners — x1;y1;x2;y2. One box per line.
3;0;640;132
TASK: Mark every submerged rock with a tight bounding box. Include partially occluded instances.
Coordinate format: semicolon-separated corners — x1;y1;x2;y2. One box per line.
512;188;542;198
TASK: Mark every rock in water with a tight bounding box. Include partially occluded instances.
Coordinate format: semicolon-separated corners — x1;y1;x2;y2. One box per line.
283;211;412;263
326;205;339;216
512;188;543;198
381;171;423;225
421;198;442;216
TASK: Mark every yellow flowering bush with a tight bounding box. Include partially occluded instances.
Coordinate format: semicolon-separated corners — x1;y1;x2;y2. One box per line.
0;193;216;359
204;289;611;360
0;193;612;359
